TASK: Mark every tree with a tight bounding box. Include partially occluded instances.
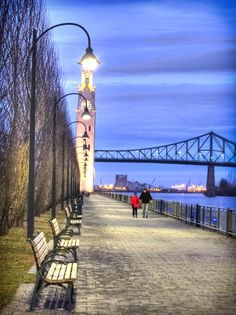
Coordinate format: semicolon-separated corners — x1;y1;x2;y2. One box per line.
0;0;78;235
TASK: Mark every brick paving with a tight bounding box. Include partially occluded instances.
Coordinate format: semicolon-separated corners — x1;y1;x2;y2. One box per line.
2;194;236;314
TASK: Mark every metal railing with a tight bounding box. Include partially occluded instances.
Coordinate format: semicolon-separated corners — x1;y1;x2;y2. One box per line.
100;192;236;237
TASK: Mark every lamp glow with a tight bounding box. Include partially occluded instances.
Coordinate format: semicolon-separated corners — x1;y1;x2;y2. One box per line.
81;106;92;120
79;47;100;71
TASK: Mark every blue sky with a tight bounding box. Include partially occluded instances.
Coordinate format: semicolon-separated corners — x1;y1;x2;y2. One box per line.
46;0;236;187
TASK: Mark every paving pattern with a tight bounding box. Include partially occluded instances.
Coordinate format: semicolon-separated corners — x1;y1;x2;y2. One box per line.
2;194;236;315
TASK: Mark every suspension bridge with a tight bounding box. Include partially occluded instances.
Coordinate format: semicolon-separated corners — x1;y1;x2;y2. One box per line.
95;131;236;196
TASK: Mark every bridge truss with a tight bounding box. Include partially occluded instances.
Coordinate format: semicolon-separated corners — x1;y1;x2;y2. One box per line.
95;132;236;167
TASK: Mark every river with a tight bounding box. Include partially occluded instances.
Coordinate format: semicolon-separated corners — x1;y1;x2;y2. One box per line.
122;192;236;210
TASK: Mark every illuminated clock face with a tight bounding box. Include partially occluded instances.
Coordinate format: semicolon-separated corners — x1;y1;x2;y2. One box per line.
81;100;92;109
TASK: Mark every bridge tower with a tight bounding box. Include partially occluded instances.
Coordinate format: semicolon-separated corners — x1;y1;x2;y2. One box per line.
76;62;96;193
206;165;216;197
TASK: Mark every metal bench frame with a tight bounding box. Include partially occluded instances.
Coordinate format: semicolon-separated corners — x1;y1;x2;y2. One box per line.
28;232;77;311
64;206;82;235
69;203;83;220
49;218;80;260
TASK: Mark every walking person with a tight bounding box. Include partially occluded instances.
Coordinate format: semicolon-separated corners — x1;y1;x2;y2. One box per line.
130;192;140;217
139;188;152;218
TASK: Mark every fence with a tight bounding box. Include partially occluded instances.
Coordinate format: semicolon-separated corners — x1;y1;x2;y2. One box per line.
100;192;236;237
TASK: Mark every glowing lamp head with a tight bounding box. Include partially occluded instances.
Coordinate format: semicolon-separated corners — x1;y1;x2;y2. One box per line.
81;106;91;120
79;46;100;71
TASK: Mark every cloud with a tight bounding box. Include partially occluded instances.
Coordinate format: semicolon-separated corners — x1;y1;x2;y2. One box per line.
46;0;236;186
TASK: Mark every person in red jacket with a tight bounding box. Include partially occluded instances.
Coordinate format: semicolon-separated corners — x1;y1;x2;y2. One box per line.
130;192;140;217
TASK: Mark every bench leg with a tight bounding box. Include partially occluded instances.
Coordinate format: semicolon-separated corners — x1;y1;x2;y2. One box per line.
67;282;74;311
66;248;77;262
30;275;45;310
73;248;78;261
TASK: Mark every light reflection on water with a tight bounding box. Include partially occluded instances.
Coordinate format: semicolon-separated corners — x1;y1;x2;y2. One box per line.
124;192;236;210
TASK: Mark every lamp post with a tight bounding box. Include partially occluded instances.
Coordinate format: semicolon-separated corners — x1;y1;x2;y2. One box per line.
27;23;99;239
52;93;90;218
75;147;89;178
66;144;88;205
61;126;89;210
72;136;90;151
64;120;89;207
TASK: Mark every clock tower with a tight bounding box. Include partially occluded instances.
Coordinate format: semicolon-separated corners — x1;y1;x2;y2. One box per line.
76;61;96;193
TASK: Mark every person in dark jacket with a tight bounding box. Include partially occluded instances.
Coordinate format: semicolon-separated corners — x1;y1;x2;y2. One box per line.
139;188;152;218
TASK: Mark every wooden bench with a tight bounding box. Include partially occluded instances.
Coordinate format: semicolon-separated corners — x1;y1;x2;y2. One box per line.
64;206;82;234
28;232;77;311
49;218;80;260
69;203;83;220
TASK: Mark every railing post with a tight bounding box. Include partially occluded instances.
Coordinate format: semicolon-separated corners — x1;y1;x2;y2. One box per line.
160;199;163;214
196;204;201;227
226;208;232;236
185;204;188;223
190;205;193;224
209;207;212;227
202;206;205;226
182;204;185;221
153;200;157;212
217;208;220;230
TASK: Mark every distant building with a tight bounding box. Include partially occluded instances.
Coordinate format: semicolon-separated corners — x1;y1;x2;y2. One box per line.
127;181;144;192
115;175;127;187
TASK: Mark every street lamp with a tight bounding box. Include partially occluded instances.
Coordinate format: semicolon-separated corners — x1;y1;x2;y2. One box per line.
76;149;89;178
66;144;88;205
52;93;90;218
64;120;89;207
72;136;90;150
79;46;100;71
27;22;99;239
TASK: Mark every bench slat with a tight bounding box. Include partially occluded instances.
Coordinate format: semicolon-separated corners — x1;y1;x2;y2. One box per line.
58;264;67;281
53;264;62;280
32;232;49;267
51;218;60;236
71;263;77;279
60;239;80;247
70;219;81;224
29;232;78;311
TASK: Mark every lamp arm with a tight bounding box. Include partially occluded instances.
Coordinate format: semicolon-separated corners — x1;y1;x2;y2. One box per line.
36;23;91;47
67;120;87;129
25;23;91;97
55;92;88;108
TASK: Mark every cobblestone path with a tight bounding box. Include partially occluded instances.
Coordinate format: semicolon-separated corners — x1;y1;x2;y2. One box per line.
2;194;236;315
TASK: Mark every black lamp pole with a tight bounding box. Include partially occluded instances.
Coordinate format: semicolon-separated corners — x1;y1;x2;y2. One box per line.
27;29;37;240
27;23;95;239
61;130;65;210
64;120;89;207
66;135;70;205
52;93;89;218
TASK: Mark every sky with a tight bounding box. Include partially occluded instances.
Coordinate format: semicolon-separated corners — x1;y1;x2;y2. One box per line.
46;0;236;187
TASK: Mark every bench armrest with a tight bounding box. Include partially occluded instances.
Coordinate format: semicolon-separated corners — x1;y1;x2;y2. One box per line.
59;229;74;237
44;248;71;262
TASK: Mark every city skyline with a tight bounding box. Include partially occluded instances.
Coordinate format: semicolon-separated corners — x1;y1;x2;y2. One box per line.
46;0;236;187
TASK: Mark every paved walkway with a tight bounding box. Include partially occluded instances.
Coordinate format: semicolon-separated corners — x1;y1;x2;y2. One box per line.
2;194;236;314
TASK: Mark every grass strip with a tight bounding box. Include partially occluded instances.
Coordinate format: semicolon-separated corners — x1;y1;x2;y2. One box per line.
0;208;66;311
